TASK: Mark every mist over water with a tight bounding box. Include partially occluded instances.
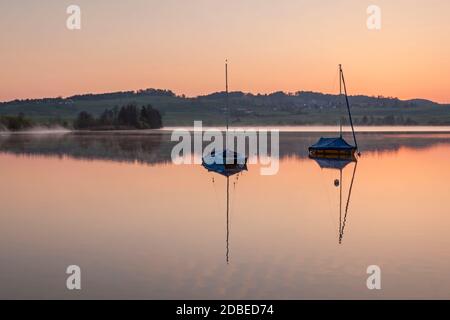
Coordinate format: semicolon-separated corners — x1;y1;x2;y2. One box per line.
0;126;72;135
162;126;450;133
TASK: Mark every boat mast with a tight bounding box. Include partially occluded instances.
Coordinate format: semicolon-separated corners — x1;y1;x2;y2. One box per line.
226;176;230;264
339;64;358;152
339;66;343;138
225;60;229;131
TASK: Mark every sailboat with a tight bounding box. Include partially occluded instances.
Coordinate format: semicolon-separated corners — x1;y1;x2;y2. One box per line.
201;61;248;264
312;157;358;244
309;65;359;158
202;60;248;173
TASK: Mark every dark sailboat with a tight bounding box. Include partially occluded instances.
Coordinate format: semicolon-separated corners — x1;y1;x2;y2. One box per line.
202;60;248;172
309;65;359;158
202;61;248;263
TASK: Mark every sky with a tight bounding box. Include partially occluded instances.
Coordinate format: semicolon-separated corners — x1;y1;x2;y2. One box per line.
1;0;449;103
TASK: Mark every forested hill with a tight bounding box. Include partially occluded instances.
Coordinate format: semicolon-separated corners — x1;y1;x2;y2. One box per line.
1;89;450;126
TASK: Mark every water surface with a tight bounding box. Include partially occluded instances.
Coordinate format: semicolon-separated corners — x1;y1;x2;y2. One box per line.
0;131;449;299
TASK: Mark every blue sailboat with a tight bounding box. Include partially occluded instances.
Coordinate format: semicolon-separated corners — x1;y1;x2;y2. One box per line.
202;149;247;177
309;65;359;159
201;61;248;264
202;60;248;173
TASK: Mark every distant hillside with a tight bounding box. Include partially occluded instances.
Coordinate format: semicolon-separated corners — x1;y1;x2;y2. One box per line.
1;89;450;126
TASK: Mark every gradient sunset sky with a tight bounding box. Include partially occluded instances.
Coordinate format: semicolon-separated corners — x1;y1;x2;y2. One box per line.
1;0;449;103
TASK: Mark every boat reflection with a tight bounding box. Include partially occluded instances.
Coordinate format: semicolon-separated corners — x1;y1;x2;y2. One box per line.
202;160;247;263
310;155;358;244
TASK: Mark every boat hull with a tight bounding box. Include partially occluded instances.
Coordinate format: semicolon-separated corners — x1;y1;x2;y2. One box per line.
309;147;357;158
202;150;248;177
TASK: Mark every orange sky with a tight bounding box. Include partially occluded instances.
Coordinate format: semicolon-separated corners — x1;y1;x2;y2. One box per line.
1;0;449;103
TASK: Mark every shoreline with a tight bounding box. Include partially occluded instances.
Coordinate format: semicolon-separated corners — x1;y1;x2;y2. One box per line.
160;125;450;133
2;125;450;134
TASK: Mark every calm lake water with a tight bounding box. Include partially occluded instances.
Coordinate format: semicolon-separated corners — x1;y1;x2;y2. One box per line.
1;130;450;299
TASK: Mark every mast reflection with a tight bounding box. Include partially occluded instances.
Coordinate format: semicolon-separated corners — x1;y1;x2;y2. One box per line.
311;155;358;244
202;158;247;263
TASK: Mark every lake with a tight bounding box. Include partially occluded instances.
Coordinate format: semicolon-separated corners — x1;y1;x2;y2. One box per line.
0;129;450;299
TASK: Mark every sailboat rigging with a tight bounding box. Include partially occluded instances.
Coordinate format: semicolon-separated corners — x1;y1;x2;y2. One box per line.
201;60;248;263
202;60;248;172
309;65;360;158
226;60;229;131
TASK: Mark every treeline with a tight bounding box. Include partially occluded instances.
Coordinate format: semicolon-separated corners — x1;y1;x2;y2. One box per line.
0;113;71;131
74;104;163;130
69;89;175;102
2;87;450;126
1;88;176;105
198;90;433;108
0;113;34;131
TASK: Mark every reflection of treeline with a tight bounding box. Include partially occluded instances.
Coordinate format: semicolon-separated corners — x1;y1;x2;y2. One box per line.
0;132;449;166
0;132;167;165
344;115;418;126
74;104;163;130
